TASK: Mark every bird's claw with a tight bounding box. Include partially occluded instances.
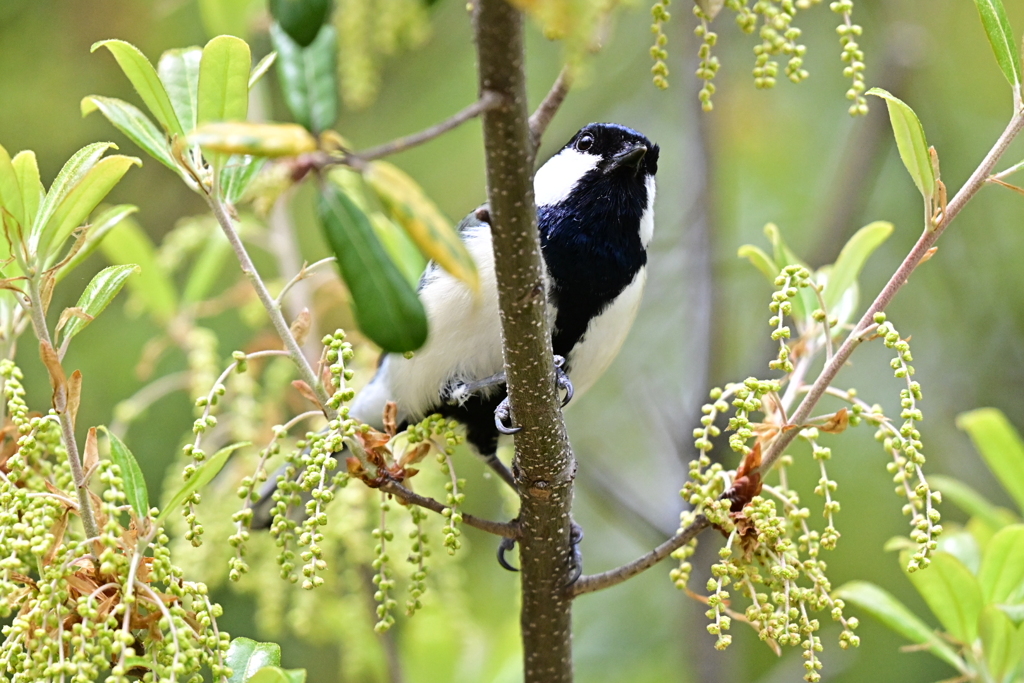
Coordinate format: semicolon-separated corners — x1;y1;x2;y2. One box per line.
566;522;584;586
494;396;521;434
497;536;519;572
553;355;574;408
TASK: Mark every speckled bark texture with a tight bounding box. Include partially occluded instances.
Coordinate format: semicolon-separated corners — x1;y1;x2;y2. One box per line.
474;1;577;681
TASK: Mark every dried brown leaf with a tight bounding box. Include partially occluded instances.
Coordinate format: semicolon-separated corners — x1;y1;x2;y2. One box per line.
66;370;82;429
39;341;67;412
83;427;99;480
819;408;849;434
289;308;311;347
383;401;398;436
291;379;321;407
56;307;94;337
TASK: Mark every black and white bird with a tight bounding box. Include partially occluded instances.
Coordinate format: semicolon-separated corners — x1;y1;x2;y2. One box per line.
256;122;658;531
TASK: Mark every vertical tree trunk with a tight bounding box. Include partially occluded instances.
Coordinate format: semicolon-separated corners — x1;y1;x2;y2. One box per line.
473;1;577;681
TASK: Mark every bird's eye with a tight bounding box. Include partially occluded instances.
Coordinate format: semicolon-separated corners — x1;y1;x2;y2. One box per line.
575;134;594;152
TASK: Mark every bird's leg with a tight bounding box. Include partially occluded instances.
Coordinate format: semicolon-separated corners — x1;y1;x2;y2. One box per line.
494;355;574;434
478;451;517;490
496;519;584;585
497;535;519;572
553;355;574;407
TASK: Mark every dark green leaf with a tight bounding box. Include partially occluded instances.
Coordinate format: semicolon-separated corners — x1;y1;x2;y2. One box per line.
157;47;203;133
56;204;139;282
91;40;184;136
269;0;331;47
62;264;140;341
928;474;1019;531
971;0;1022;90
979;604;1024;681
157;442;248;524
834;581;967;672
100;426;150;518
198;35;251;125
270;23;338;133
318;183;428;353
99;217;178;323
81;96;177;172
978;524;1024;604
902;550;983;644
823;221;893;311
225;637;281;683
957;408;1024;513
867;88;935;201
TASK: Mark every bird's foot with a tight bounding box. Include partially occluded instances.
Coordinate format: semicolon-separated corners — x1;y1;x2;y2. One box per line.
553;355;574;408
494;396;521;435
495;521;584;586
497;535;518;572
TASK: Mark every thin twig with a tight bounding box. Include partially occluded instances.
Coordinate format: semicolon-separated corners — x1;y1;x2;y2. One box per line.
570;515;710;597
758;107;1024;476
350;93;502;165
529;66;572;147
378;479;518;538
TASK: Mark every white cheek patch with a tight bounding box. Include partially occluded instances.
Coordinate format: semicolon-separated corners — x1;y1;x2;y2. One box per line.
533;148;600;207
639;175;656;247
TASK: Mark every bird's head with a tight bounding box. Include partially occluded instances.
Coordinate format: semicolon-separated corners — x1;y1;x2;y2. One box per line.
534;122;658;211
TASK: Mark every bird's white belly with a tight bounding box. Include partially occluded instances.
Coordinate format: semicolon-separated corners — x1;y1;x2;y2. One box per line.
565;267;646;398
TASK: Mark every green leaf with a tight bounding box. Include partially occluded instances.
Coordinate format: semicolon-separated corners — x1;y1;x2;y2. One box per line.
971;0;1022;90
834;581;967;672
41;155;141;259
957;408;1024;513
91;40;184;137
978;524;1024;604
157;47;203;133
902;550;984;644
198;35;251;125
928;474;1019;532
249;52;277;89
867;88;935;201
737;244;779;284
225;637;281;683
32;142;116;244
822;221;893;311
762;223;815;322
0;143;26;229
189;122;317;157
318;183;428;353
979;604;1024;681
99;426;150;519
11;151;42;229
999;603;1024;625
98;217;178;323
270;23;338;133
364;162;479;292
157;442;248;524
269;0;331;46
81;96;177;171
56;204;139;282
935;530;982;574
248;667;306;683
183;231;231;302
62;264;140;341
221;155;266;204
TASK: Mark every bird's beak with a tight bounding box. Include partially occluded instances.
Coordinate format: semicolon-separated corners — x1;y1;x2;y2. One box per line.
606;144;648;175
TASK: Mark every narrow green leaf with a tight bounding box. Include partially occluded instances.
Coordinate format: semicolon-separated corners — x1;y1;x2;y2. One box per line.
225;637;282;683
62;264;140;341
318;184;428;353
32;142;116;243
221;155;266;204
834;581;967;672
11;151;42;229
183;231;231;303
902;550;984;644
0;143;26;228
958;408;1024;513
928;474;1019;531
157;442;248;524
98;217;178;323
198;36;251;125
269;0;331;46
42;155;141;258
762;223;815;321
979;604;1023;681
81;96;177;171
157;47;203;133
737;244;780;284
91;40;184;136
270;23;338;133
100;426;150;518
248;667;306;683
867;88;935;200
978;525;1024;604
249;52;277;89
823;221;893;311
972;0;1022;90
56;204;139;282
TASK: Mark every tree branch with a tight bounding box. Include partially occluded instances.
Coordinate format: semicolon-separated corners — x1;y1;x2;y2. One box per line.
570;515;710;597
378;480;518;538
758;107;1024;475
474;2;577;681
529;66;572;147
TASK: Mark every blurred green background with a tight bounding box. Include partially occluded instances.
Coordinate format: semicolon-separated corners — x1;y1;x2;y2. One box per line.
2;0;1023;681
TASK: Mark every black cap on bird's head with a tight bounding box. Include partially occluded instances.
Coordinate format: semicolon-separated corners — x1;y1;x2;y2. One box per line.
567;123;659;178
